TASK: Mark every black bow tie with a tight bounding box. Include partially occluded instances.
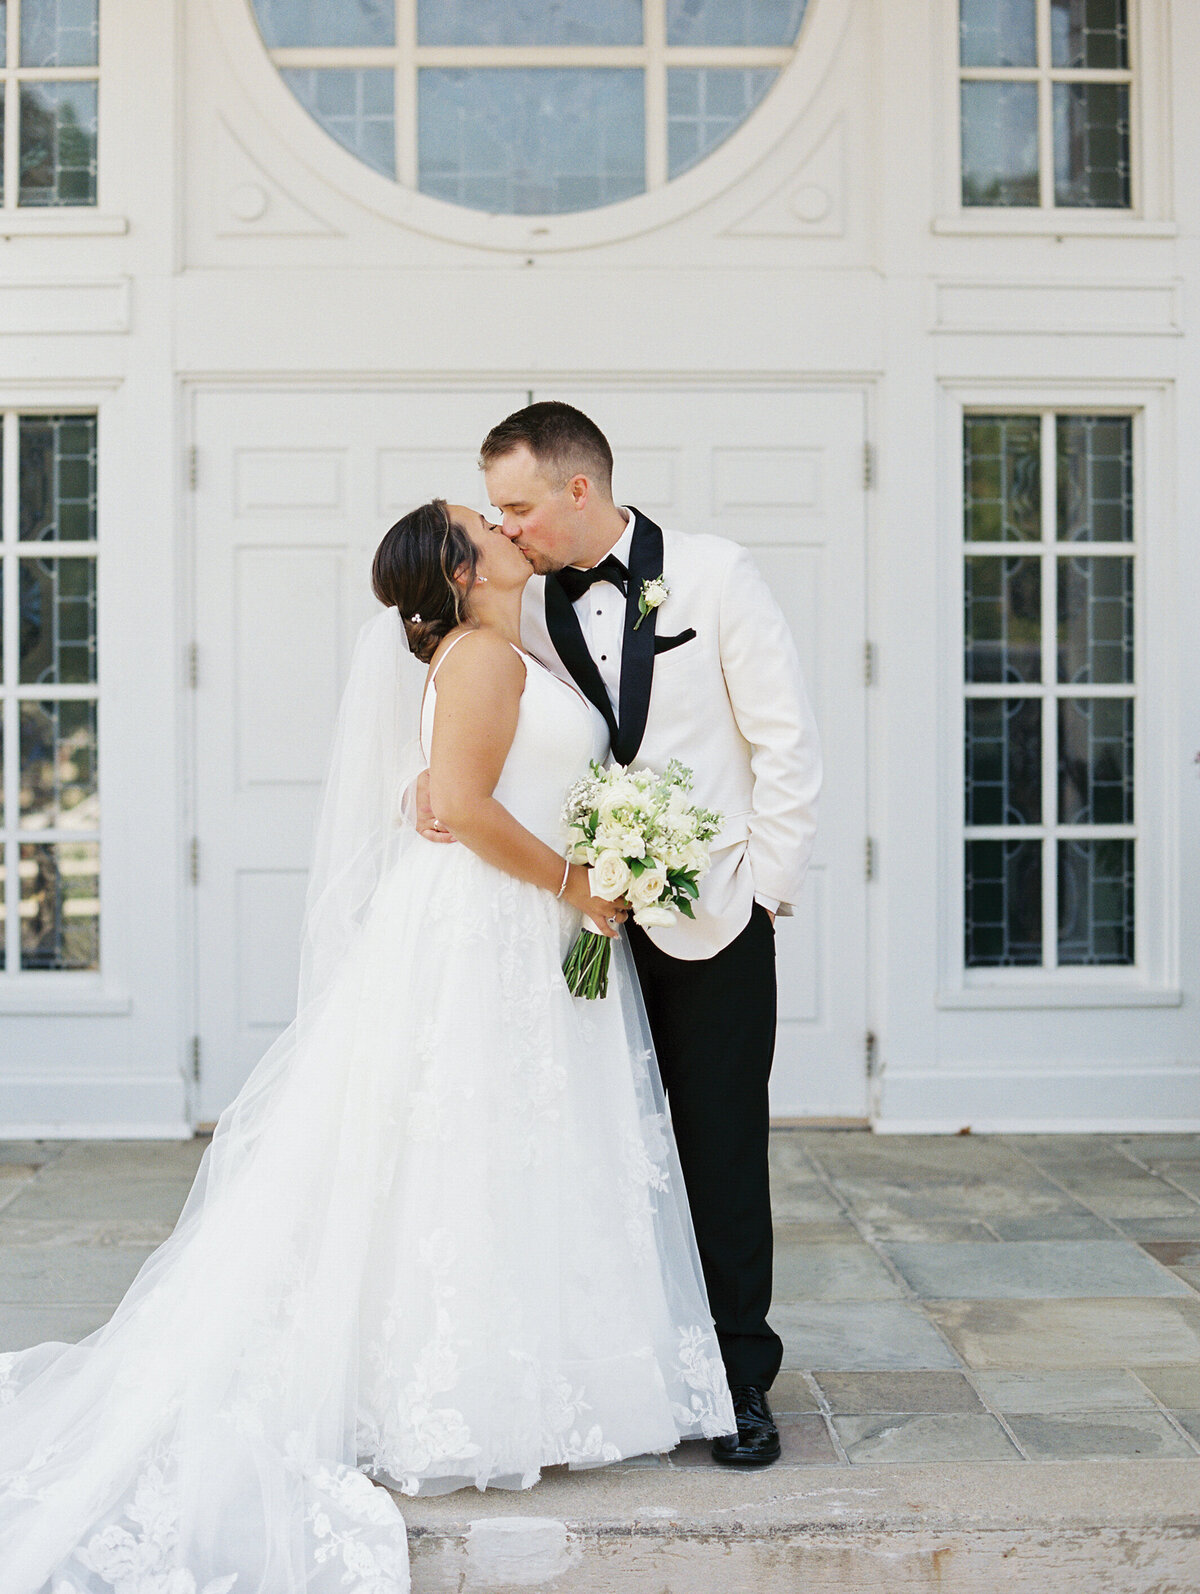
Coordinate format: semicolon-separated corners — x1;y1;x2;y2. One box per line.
554;554;628;604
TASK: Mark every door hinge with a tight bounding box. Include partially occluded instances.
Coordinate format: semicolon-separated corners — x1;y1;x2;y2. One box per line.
187;446;198;491
187;641;199;689
865;1030;878;1078
865;836;876;881
863;441;876;490
864;640;875;686
190;1035;201;1084
189;837;200;886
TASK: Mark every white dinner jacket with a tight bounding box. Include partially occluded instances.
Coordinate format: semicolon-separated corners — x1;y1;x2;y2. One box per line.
521;515;822;960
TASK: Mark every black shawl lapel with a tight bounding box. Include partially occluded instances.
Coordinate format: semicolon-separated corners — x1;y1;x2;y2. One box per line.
614;506;663;767
544;572;620;745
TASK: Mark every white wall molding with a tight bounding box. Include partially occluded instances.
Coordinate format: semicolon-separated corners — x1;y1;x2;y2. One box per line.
933;280;1181;336
0;279;131;336
877;1066;1200;1132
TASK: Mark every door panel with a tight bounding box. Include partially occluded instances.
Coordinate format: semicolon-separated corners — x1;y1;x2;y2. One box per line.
192;386;867;1121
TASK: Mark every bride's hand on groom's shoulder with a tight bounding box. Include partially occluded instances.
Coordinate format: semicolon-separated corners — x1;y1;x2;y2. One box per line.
416;768;457;844
564;864;629;939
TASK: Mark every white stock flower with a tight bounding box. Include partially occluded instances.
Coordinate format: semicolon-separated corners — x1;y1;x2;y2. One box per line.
590;851;633;901
629;865;667;908
632;903;675;929
595;824;646;859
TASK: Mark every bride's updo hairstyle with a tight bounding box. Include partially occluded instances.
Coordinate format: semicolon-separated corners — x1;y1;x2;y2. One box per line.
371;498;480;664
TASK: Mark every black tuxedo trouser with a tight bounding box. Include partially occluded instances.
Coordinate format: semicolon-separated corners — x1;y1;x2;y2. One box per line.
626;902;783;1391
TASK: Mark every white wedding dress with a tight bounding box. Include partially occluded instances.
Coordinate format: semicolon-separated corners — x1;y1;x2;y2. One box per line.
0;618;734;1594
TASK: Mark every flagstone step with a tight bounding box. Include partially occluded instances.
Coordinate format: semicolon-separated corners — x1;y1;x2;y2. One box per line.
401;1458;1200;1593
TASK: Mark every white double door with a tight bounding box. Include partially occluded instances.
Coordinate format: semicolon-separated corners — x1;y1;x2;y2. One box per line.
191;385;868;1123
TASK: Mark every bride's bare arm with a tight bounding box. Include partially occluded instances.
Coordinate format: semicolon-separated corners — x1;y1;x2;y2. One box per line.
427;632;624;938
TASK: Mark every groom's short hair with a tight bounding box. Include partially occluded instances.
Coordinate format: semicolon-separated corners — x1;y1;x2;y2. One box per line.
480;402;614;494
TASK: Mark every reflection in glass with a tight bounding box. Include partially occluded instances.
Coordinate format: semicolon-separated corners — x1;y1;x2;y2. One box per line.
20;415;97;542
254;0;393;47
19;840;99;970
1056;415;1132;542
20;699;98;830
959;0;1036;67
667;68;777;179
420;68;644;214
964;415;1041;542
1058;697;1132;825
965;839;1042;966
961;81;1038;207
18;81;97;206
965;698;1041;826
1054;82;1129;208
419;0;641;45
666;0;808;46
1056;556;1133;684
21;0;98;66
1051;0;1127;69
1058;837;1133;964
19;556;97;685
281;69;395;178
964;556;1041;684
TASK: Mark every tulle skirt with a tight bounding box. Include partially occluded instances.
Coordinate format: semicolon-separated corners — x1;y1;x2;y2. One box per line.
0;833;733;1593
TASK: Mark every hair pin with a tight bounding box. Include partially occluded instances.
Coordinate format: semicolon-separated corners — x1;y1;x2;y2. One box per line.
409;612;422;623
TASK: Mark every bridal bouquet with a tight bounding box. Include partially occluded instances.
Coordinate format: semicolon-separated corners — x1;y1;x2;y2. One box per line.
560;759;722;999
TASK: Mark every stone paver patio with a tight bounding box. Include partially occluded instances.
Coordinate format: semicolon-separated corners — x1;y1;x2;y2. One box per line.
2;1129;1198;1588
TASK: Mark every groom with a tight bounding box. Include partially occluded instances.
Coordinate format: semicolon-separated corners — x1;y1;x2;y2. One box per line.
428;402;821;1464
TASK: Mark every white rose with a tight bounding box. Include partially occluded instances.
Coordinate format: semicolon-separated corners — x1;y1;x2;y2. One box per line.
632;903;675;929
590;851;633;900
682;839;711;874
596;825;646;859
629;865;667;908
598;779;641;821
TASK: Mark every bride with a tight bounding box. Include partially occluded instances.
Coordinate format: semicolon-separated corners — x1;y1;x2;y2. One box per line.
0;499;735;1593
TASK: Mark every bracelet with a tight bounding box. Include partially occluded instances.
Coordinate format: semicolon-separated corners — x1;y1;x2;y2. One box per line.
555;857;571;899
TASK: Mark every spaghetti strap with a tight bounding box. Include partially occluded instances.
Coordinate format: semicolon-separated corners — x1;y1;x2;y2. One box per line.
427;629;474;687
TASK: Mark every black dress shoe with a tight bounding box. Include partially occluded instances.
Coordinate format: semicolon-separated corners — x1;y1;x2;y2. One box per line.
711;1384;781;1466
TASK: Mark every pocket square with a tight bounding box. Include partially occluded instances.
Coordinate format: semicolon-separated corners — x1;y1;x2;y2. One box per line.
653;628;697;655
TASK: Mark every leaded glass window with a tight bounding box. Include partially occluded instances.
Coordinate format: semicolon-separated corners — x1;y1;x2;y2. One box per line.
251;0;808;213
963;412;1136;970
959;0;1131;210
1;412;100;973
0;0;99;209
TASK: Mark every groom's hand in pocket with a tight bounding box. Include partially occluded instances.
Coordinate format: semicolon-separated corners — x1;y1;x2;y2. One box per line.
416;768;457;844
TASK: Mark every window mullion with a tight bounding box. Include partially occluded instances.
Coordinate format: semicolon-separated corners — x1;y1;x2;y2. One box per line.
1040;410;1058;969
2;411;17;973
395;0;417;189
644;0;666;190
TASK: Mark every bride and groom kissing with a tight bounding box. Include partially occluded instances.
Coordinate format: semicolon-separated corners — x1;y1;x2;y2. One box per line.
0;401;821;1593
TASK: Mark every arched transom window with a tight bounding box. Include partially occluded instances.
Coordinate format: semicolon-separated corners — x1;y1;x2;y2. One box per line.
250;1;809;214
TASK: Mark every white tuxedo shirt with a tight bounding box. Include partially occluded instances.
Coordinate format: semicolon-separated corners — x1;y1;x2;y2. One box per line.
521;514;822;960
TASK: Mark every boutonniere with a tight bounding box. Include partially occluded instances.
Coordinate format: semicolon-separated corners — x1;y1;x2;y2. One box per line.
634;575;669;630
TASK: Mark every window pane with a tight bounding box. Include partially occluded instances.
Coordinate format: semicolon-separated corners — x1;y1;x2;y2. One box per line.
419;68;645;214
966;698;1041;826
1053;82;1130;208
667;68;777;179
19;699;98;830
1051;0;1128;69
667;0;807;46
1056;556;1133;684
20;0;98;67
19;556;97;685
960;0;1036;67
19;840;99;970
281;69;395;178
1058;838;1134;965
965;839;1042;966
18;81;97;206
419;0;642;45
1056;415;1132;543
964;415;1041;542
1058;697;1132;825
961;81;1038;207
965;556;1041;684
20;415;97;542
253;0;393;47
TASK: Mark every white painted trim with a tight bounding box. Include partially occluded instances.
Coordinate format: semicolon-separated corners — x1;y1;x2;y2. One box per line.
877;1119;1200;1135
937;986;1182;1009
0;213;128;236
0;1122;194;1139
877;1064;1200;1131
